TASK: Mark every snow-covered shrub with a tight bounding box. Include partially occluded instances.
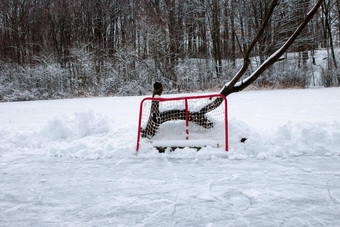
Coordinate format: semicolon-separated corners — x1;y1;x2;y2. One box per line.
0;62;75;101
102;73;122;96
321;67;340;87
255;64;310;88
1;48;338;102
175;58;234;93
117;80;148;96
275;66;310;88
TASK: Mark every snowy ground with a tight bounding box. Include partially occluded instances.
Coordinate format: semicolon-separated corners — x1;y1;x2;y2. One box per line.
1;87;340;226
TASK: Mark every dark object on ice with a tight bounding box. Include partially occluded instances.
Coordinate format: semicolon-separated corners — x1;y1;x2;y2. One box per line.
240;138;247;143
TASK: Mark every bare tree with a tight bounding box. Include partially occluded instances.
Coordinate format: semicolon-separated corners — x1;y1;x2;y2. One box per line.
210;0;223;77
336;0;340;46
321;0;338;69
141;0;326;138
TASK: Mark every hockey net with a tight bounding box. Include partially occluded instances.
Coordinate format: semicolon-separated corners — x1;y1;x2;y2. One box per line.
136;94;228;152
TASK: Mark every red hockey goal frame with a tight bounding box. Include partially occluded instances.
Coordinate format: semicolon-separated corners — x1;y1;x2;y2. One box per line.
136;94;228;152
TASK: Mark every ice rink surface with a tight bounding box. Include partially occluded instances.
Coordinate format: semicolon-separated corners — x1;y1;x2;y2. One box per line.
1;87;340;226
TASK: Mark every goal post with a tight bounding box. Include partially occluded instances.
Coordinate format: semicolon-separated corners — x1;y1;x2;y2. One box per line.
136;94;228;152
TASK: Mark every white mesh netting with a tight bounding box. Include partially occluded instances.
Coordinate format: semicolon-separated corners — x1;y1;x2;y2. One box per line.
138;95;227;150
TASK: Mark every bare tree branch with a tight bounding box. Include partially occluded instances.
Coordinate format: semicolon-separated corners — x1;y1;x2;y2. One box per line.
221;0;325;96
220;0;279;97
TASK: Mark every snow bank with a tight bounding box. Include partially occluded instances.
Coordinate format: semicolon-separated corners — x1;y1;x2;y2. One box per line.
227;119;340;160
1;112;338;160
0;111;125;159
1;88;339;161
42;111;111;140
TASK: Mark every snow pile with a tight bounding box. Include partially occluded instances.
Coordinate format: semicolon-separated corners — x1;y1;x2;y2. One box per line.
1;88;340;161
42;111;111;140
0;111;123;159
138;118;340;160
0;111;339;160
227;119;340;160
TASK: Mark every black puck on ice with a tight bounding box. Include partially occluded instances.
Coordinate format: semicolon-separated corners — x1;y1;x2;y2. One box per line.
240;138;247;143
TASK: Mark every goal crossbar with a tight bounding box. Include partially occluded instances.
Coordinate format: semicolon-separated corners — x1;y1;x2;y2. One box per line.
136;94;228;152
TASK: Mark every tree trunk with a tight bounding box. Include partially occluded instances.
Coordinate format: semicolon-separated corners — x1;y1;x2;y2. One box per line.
230;0;236;66
212;0;222;77
322;1;338;69
336;0;340;47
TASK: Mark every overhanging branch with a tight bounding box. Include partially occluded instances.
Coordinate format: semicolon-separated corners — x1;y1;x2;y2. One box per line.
230;0;326;93
221;0;325;96
221;0;279;97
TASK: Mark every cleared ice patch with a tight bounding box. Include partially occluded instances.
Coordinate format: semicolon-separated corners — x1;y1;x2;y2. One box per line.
242;188;262;202
327;178;340;204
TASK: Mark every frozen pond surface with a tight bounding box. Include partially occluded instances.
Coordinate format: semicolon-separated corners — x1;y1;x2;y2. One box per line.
1;88;340;226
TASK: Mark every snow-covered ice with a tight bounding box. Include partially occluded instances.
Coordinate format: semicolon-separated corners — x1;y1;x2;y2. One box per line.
1;88;340;226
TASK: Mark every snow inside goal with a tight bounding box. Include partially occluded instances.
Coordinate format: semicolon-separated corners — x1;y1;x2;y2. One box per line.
136;94;228;152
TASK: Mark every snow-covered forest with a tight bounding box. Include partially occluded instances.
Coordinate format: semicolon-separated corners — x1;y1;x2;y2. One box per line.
0;0;340;101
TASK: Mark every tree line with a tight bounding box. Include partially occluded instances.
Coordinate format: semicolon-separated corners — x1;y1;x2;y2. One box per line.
0;0;339;101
